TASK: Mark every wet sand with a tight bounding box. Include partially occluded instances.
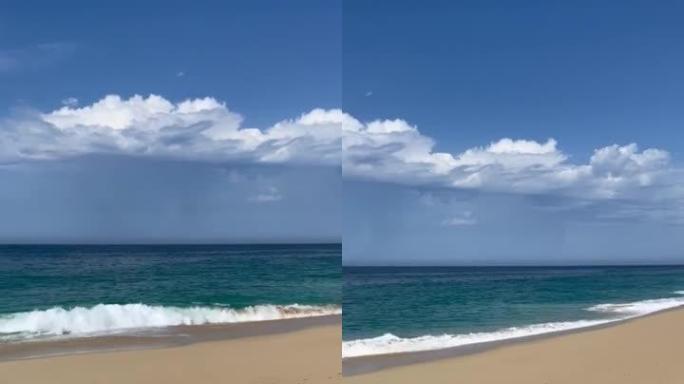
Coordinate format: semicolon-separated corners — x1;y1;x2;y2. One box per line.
344;309;684;384
0;316;341;384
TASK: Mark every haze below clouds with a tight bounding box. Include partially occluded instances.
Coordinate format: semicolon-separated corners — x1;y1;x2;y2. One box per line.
342;0;684;265
0;95;342;244
1;0;343;244
0;156;340;244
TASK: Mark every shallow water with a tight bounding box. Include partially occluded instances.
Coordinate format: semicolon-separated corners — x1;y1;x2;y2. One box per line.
0;244;341;341
343;266;684;357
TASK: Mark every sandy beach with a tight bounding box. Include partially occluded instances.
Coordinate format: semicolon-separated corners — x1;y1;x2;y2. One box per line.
344;308;684;384
0;318;341;384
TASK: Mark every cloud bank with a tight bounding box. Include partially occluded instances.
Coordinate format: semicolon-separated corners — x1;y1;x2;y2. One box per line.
342;115;683;223
2;95;681;223
344;117;676;196
0;94;343;165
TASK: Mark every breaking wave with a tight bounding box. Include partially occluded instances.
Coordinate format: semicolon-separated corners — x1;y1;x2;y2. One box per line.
0;303;340;342
343;295;684;358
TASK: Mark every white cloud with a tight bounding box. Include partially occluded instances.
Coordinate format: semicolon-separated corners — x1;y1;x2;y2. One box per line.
2;96;681;222
61;97;79;107
0;94;342;165
343;115;676;199
248;187;283;203
342;114;683;222
43;95;231;131
441;211;476;227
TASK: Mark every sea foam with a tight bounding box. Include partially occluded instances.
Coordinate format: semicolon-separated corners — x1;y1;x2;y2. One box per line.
0;303;340;341
587;297;684;315
342;295;684;358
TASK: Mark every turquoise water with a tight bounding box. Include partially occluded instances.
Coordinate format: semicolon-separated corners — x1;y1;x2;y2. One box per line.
0;244;341;341
343;266;684;357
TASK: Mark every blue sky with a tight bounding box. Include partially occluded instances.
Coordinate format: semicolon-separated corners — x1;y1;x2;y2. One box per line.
344;0;684;160
1;0;340;128
0;0;341;243
2;0;683;254
342;0;684;265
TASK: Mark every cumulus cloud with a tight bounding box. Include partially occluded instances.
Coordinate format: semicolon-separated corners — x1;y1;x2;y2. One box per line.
2;95;681;222
342;115;683;223
0;94;343;165
343;115;676;199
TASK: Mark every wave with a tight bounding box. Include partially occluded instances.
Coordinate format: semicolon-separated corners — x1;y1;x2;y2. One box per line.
342;295;684;358
587;297;684;315
0;303;340;342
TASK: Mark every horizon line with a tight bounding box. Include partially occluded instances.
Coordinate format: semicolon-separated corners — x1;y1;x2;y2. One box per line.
0;241;342;246
343;263;684;268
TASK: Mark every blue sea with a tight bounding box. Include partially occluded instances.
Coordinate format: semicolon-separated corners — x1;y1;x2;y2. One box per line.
343;266;684;357
0;244;341;342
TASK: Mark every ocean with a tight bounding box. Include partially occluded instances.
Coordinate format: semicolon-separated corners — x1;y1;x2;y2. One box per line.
0;244;341;343
343;266;684;358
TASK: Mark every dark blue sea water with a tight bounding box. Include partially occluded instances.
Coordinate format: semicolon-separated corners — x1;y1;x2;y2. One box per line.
343;266;684;357
0;244;341;342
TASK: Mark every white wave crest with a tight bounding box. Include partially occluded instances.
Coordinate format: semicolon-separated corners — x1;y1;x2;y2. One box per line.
342;319;610;358
586;296;684;315
343;295;684;358
0;303;340;341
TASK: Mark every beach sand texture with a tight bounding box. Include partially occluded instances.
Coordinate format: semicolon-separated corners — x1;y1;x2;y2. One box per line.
0;324;340;384
345;308;684;384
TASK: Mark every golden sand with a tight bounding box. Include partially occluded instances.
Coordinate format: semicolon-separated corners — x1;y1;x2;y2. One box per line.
345;308;684;384
0;324;340;384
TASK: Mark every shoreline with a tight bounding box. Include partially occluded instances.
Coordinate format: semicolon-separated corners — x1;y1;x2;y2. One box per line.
343;306;684;375
344;308;684;383
0;314;340;362
0;315;341;384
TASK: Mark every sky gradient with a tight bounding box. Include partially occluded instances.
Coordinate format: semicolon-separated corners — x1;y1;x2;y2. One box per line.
0;0;341;243
1;0;341;127
2;1;683;257
343;0;684;160
343;0;684;265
